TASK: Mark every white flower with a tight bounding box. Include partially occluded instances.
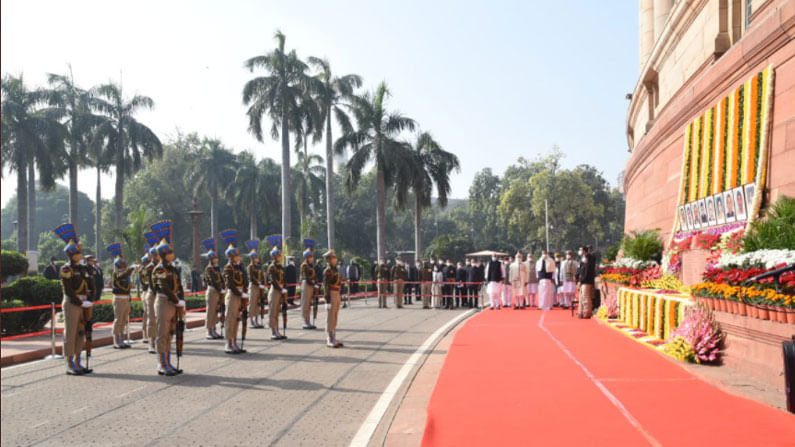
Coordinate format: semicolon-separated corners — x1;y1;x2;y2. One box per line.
716;249;795;269
614;257;659;269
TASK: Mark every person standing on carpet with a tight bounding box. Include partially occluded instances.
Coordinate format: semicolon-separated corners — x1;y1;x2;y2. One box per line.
536;250;556;310
526;253;539;308
485;254;503;309
501;255;512;308
559;250;578;309
576;246;595;318
510;252;528;309
432;264;443;308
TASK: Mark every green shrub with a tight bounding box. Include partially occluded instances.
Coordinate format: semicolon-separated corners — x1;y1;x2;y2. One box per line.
621;229;663;262
605;245;620;261
0;276;61;336
742;196;795;252
1;250;29;282
90;294;206;323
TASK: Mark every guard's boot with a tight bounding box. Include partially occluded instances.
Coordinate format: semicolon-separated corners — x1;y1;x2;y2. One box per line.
66;356;84;375
75;355;92;374
158;353;176;376
167;352;183;374
232;339;246;354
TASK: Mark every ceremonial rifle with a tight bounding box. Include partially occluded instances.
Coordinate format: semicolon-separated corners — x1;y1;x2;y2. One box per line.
218;295;226;337
312;287;319;326
176;291;185;371
241;291;248;349
84;304;93;370
282;288;288;337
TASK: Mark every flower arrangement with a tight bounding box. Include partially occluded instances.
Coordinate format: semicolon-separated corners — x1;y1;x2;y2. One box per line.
641;274;690;294
667;304;722;364
596;305;608;321
691;282;794;309
613;257;659;270
664;336;696;362
714;249;795;270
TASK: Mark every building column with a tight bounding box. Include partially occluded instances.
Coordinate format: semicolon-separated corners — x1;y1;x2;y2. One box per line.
653;0;673;40
639;0;655;71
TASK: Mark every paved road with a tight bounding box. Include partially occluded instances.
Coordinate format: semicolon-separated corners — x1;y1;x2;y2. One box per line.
1;300;471;446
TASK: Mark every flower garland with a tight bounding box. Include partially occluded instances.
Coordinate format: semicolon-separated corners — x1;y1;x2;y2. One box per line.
670;65;775;247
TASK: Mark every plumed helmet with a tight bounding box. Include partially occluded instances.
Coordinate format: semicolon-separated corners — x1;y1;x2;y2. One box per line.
267;234;282;258
245;239;260;259
201;237;217;259
106;243;124;267
150;221;173;257
220;229;239;257
54;223;81;257
303;238;315;258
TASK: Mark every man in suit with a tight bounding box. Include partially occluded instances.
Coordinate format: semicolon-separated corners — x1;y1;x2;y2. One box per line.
443;259;456;309
346;259;361;304
576;246;595;318
285;257;298;306
485;254;503;309
407;260;419;304
466;259;479;309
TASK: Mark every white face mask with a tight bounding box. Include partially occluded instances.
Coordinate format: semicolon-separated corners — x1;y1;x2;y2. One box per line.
491;257;497;261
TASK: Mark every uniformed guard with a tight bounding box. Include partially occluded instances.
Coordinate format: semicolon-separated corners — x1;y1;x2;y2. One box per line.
107;243;134;349
143;231;161;353
376;259;390;308
323;250;343;348
300;239;318;329
151;220;185;376
54;223;94;375
391;258;407;309
266;235;288;340
137;249;150;332
245;239;266;329
220;229;248;353
420;259;434;309
201;238;224;339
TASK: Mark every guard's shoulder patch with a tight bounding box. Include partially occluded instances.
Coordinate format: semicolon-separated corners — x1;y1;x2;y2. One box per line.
60;265;73;278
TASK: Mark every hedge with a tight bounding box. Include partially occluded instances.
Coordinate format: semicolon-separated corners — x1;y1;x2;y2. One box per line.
2;250;29;282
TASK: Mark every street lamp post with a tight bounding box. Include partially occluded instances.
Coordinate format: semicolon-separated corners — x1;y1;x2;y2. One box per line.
188;196;205;271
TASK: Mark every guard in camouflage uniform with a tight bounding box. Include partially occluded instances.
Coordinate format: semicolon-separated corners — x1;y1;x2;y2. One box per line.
201;238;224;339
391;258;407;309
323;250;344;348
221;229;247;354
142;232;161;353
107;243;135;349
300;239;318;329
54;223;95;375
151;220;185;376
266;235;287;340
376;259;390;308
245;240;265;329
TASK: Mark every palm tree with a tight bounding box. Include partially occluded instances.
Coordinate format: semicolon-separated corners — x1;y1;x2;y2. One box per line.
243;30;310;249
92;82;162;230
47;67;104;225
408;131;460;258
307;57;361;250
87;121;113;257
335;82;416;259
292;150;325;239
184;139;237;245
1;74;66;251
227;152;280;239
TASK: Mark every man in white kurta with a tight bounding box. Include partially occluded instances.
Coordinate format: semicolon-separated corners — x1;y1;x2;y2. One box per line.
536;250;556;310
509;253;528;309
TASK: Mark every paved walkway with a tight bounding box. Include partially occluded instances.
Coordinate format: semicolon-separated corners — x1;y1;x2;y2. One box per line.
1;300;471;446
422;308;795;446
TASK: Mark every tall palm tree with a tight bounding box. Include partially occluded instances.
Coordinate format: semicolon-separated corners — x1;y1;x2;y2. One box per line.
243;30;310;249
1;74;66;252
184;139;236;245
227;152;280;239
92;82;162;230
292;150;325;239
335;82;416;259
47;67;104;225
307;57;361;250
88;123;113;258
408;131;460;258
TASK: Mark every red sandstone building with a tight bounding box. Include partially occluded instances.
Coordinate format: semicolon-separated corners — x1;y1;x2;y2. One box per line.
625;0;794;389
625;0;795;239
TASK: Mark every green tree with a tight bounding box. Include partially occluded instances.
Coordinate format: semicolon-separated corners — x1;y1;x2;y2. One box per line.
468;168;506;250
306;57;361;250
92;82;163;232
228;152;280;239
184;138;237;246
1;74;66;251
46;67;104;225
243;30;310;248
408;131;459;260
292;150;325;239
335;82;416;259
424;234;474;262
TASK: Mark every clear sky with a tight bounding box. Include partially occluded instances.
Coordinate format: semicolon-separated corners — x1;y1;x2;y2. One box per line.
1;0;638;208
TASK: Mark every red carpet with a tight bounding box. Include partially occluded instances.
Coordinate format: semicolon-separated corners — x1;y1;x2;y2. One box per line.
422;309;795;446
